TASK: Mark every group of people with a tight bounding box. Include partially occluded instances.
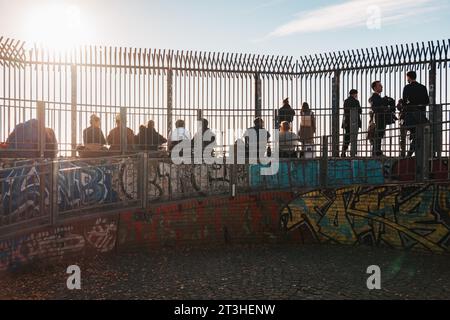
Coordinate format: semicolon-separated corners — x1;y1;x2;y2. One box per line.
344;70;430;157
1;71;430;160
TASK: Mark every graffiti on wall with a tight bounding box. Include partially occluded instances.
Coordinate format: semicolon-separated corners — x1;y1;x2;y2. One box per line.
250;159;385;189
0;160;119;221
0;217;118;271
280;184;450;253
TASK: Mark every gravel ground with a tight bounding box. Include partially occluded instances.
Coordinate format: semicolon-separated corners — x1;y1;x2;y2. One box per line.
1;244;450;300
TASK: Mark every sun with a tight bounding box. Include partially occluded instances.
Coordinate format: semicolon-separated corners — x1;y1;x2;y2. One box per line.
24;4;89;51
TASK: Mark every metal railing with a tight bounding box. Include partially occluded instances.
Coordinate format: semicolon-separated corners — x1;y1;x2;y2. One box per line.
1;37;450;157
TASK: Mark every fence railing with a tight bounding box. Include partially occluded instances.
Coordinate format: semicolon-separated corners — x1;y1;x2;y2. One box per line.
1;37;450;157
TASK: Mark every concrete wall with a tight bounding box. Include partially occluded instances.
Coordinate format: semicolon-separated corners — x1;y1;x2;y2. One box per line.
2;182;450;271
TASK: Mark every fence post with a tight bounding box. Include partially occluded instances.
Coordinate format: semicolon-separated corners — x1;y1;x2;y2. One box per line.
255;72;262;118
37;101;46;158
350;107;358;157
71;64;77;158
416;124;431;182
120;107;127;154
50;160;59;225
167;69;173;138
429;61;441;158
141;152;148;209
320;135;328;187
331;71;341;158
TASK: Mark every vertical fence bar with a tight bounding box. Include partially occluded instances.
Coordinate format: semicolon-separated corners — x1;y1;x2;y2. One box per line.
429;61;441;158
332;71;341;157
50;160;59;225
71;64;77;157
320;135;328;187
255;72;262;118
37;101;45;158
120;106;127;154
141;152;148;209
167;69;173;138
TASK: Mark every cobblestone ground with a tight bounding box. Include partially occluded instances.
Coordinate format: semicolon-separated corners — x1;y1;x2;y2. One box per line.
1;244;450;300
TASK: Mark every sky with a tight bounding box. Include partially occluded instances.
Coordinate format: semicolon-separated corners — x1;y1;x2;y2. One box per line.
0;0;449;56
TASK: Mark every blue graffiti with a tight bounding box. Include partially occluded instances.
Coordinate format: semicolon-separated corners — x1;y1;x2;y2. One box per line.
1;161;118;216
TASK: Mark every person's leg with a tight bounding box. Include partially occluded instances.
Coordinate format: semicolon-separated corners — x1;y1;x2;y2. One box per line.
400;125;406;158
374;121;385;156
342;126;350;157
408;126;417;157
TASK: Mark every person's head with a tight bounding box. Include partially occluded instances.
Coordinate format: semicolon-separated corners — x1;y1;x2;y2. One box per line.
406;71;417;84
147;120;155;130
301;102;310;112
201;118;209;130
397;99;404;105
283;98;289;105
115;114;122;126
90;114;101;128
175;119;185;128
254;117;264;128
280;121;290;132
139;125;146;133
349;89;358;99
371;81;383;94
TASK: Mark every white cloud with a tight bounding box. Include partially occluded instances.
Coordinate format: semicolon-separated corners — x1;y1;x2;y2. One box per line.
267;0;444;38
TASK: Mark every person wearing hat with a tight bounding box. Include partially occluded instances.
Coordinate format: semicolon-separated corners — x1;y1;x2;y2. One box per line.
107;114;135;151
83;114;106;146
278;98;295;128
341;89;362;157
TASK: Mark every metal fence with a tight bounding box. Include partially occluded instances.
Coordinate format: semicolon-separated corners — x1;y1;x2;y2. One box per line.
1;37;449;158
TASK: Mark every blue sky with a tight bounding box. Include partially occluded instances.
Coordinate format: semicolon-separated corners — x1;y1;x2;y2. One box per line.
1;0;449;56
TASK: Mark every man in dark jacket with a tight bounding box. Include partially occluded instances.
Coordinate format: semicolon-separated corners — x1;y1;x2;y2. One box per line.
341;89;362;157
278;98;295;128
369;81;396;157
83;114;106;146
402;71;430;157
135;120;167;151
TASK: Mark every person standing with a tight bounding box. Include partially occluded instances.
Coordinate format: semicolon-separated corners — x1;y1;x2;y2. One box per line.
298;102;316;158
243;117;271;162
368;81;396;157
402;71;430;157
277;98;295;128
341;89;362;157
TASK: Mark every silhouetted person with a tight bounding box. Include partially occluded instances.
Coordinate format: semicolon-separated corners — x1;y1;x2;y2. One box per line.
278;98;295;127
192;118;216;158
369;81;396;157
168;119;191;155
244;117;271;162
83;114;106;146
402;71;430;157
107;114;135;151
298;102;316;148
341;89;362;157
5;119;58;158
135;120;167;151
279;121;299;158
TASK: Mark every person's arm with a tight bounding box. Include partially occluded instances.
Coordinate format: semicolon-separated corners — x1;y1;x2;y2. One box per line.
312;113;316;134
82;129;87;145
158;133;168;144
402;86;409;105
106;131;112;145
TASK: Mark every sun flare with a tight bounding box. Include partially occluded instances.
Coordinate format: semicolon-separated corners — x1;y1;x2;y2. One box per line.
23;4;89;50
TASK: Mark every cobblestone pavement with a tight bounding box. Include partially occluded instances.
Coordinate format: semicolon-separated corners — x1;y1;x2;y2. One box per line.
1;244;450;300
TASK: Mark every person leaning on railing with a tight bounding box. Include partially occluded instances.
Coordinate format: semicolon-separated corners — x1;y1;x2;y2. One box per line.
168;119;191;157
82;114;107;148
3;118;58;158
402;71;430;157
107;114;135;152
